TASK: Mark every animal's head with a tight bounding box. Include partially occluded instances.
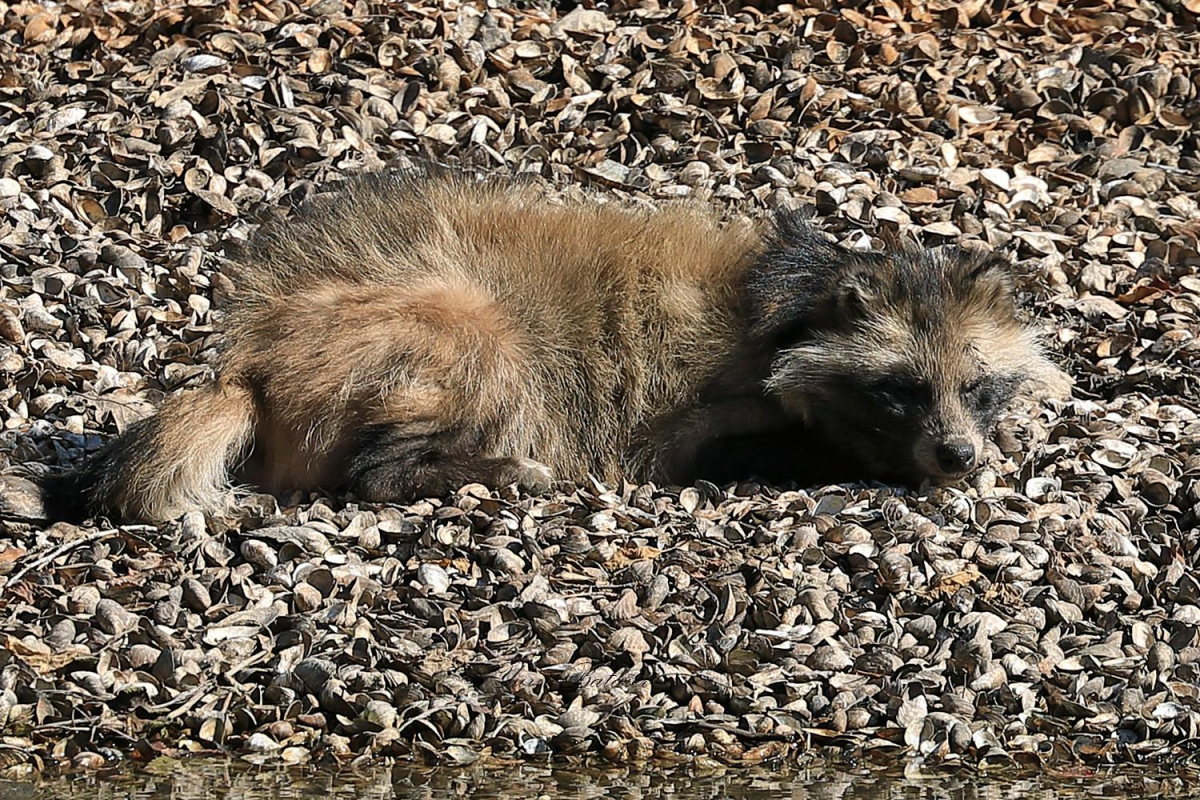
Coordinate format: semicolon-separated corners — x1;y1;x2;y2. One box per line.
746;213;1072;485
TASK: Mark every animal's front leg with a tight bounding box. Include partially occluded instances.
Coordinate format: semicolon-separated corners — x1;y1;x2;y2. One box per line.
644;396;792;485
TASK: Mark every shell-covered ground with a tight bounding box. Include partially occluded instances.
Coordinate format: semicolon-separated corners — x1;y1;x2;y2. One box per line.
1;0;1199;780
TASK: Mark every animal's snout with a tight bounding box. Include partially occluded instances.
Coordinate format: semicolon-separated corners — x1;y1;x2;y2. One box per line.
935;439;976;475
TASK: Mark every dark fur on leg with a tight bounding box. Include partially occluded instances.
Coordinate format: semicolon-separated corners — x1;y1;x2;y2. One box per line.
345;423;553;501
686;426;891;489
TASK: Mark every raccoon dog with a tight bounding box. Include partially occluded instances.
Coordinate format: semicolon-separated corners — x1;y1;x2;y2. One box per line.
40;168;1071;523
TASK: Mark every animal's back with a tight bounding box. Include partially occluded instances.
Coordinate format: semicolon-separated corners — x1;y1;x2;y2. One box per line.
226;170;750;306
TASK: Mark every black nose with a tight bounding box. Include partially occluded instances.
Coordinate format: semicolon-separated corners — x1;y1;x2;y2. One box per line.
935;441;976;474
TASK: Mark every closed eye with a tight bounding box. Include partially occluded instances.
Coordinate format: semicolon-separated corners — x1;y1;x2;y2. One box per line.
876;377;924;398
871;376;929;414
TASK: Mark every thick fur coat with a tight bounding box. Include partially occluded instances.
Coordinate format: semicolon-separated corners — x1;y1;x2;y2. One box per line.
41;168;1071;523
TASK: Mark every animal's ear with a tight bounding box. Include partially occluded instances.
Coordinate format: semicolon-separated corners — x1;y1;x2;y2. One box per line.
950;247;1016;310
830;264;883;318
747;260;884;344
746;213;887;344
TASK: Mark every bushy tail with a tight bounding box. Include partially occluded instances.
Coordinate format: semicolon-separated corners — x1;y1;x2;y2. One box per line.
41;380;256;524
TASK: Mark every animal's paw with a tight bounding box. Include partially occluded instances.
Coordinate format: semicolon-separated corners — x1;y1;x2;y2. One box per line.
508;458;555;494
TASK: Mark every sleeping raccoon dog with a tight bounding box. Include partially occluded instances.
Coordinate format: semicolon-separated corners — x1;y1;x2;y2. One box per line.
40;167;1072;523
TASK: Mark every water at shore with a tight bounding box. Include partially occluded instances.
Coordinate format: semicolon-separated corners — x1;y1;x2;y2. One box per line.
0;759;1189;800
